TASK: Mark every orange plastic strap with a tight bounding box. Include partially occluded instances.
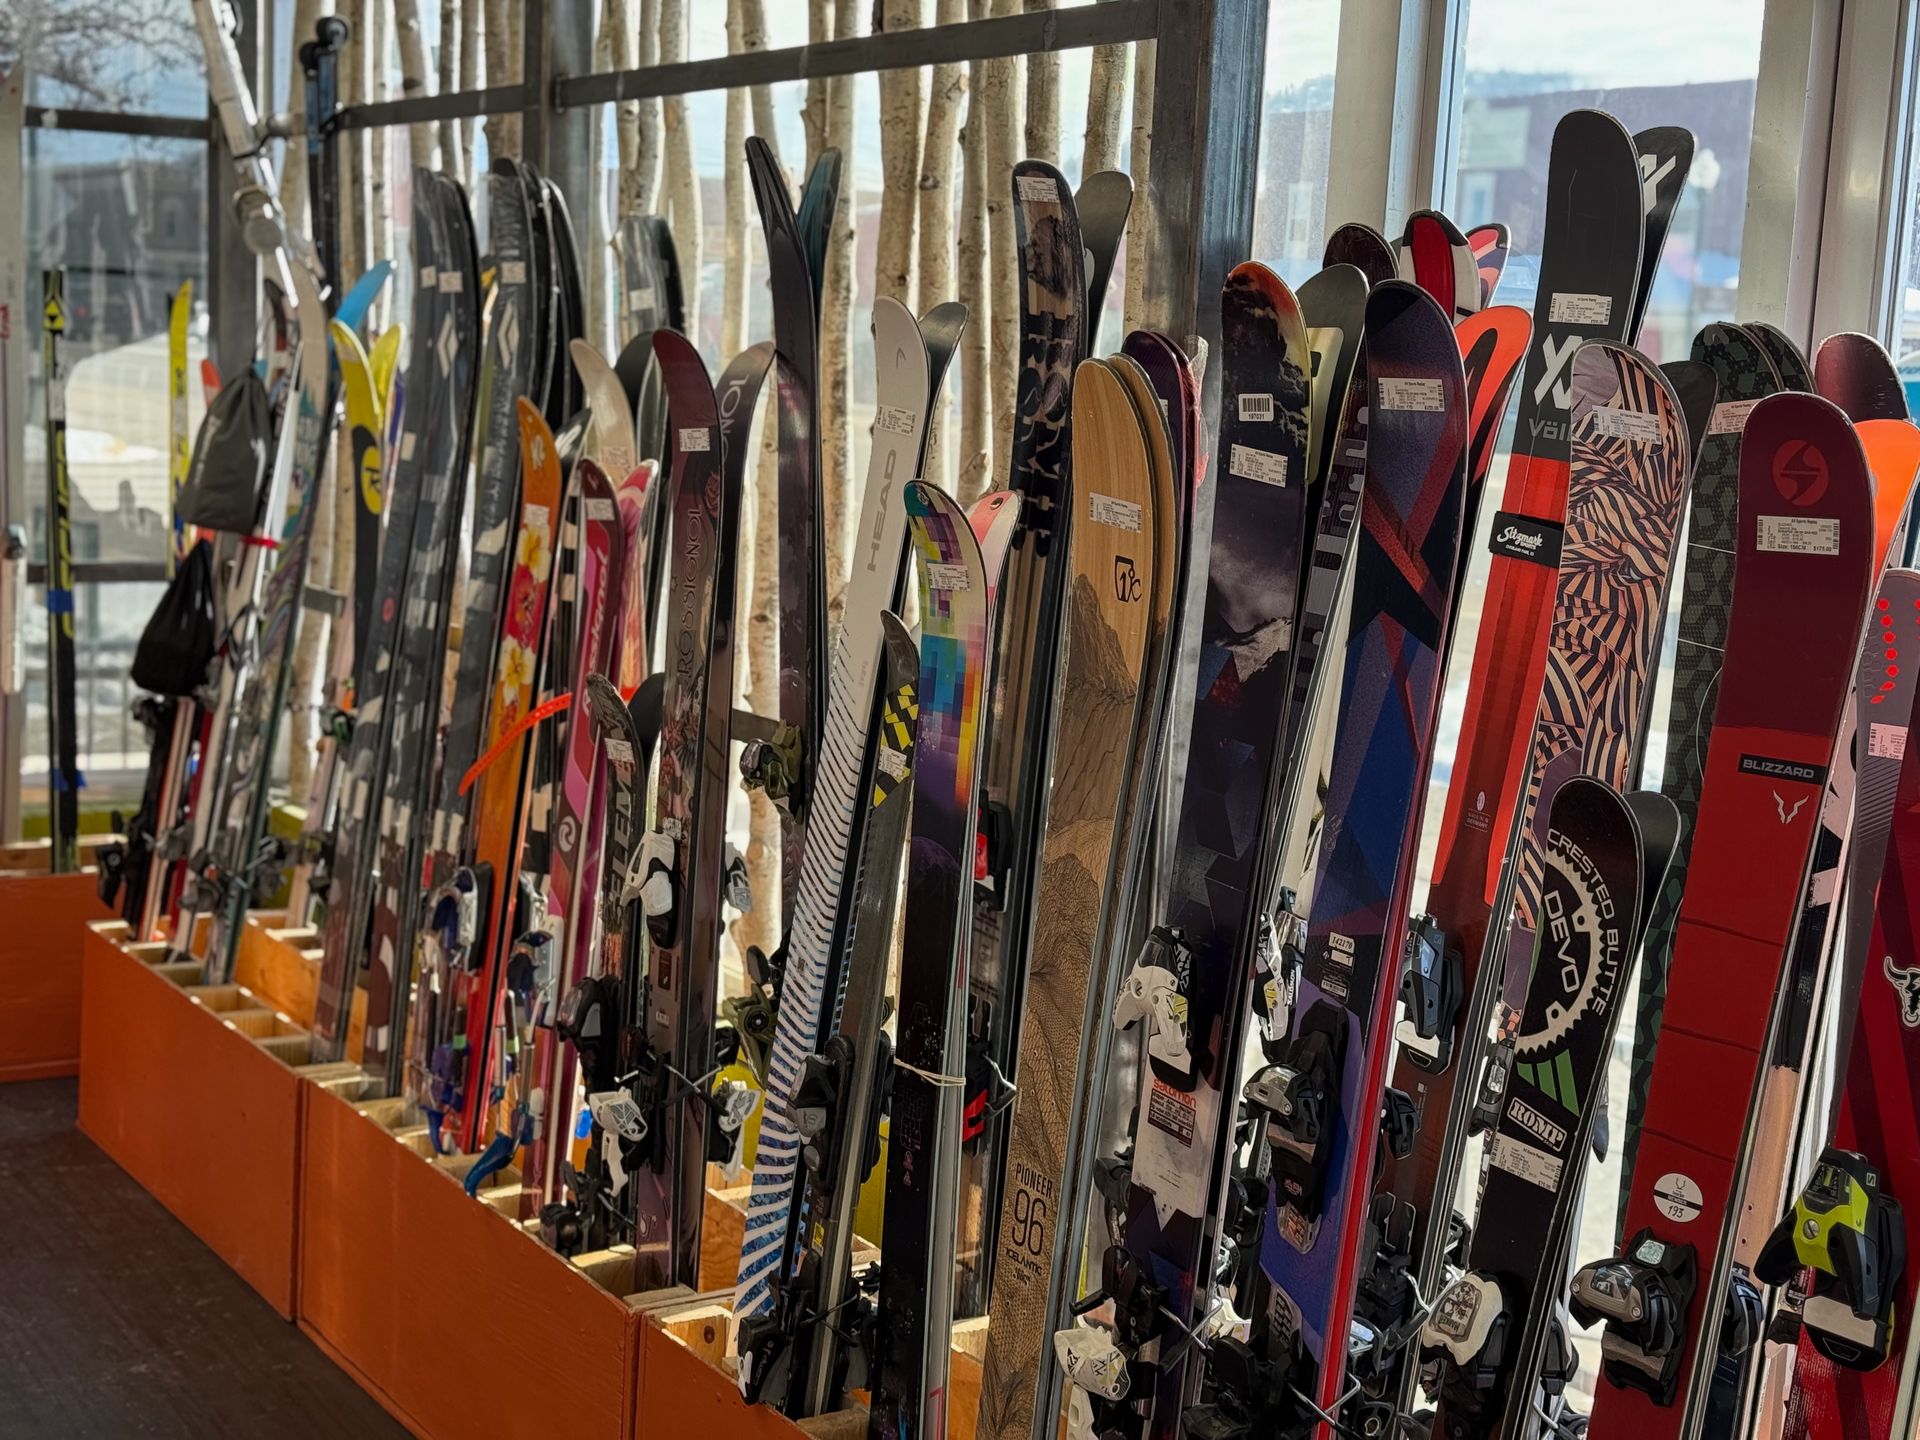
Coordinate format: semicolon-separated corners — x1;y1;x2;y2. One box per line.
459;691;572;797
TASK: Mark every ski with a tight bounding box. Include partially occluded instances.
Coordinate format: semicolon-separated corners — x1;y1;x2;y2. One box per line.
733;297;949;1325
42;268;80;873
1420;780;1675;1439
1578;391;1873;1436
958;159;1094;1317
1814;332;1910;424
1623;323;1784;1210
168;280;193;569
1397;208;1481;321
976;358;1170;1440
1749;322;1815;393
1062;261;1310;1440
1630;127;1696;342
868;481;1015;1440
1466;224;1511;308
1209;278;1466;1435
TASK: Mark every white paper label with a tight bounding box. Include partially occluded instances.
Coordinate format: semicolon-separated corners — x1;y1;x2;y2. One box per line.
1709;398;1760;435
1757;515;1841;555
678;427;712;452
875;404;917;435
1489;1133;1562;1192
875;744;908;781
1229;443;1288;487
1016;173;1061;204
439;269;463;293
420;265;438;288
584;497;616;522
522;503;551;532
1379;377;1445;413
1652;1171;1704;1224
1589;407;1664;443
1870;723;1908;760
928;562;971;592
473;519;511;556
1548;291;1612;326
1089;493;1143;532
1237;393;1275;422
401;432;418;461
47;380;64;422
606;738;635;765
501;260;528;285
627;284;657;314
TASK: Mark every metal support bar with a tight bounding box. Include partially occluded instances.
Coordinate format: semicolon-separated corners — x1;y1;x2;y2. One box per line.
1738;0;1840;335
1140;0;1265;422
1324;0;1444;238
337;83;530;132
557;0;1159;108
24;107;211;142
26;561;170;586
1808;0;1914;344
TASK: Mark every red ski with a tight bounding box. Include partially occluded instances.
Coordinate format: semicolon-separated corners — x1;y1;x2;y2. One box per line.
1574;392;1874;1435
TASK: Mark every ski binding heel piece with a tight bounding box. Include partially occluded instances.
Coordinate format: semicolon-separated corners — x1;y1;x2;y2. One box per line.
1255;894;1307;1046
636;827;678;944
1250;1010;1346;1225
1567;1227;1697;1404
1755;1146;1906;1370
738;721;804;816
1396;913;1464;1071
1113;926;1194;1071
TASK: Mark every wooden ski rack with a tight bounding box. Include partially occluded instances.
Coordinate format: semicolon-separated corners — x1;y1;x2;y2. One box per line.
0;839;111;1081
74;913;995;1437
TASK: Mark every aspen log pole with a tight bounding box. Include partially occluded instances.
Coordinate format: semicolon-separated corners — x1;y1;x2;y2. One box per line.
981;0;1023;487
874;0;925;315
482;0;519;159
803;0;831;168
660;0;701;338
459;0;480;179
917;0;966;494
1123;39;1153;333
610;0;641;219
1022;0;1057;163
368;0;393;296
279;0;324;238
437;0;461;185
739;0;779;153
588;0;614;349
955;0;992;500
1084;36;1129;175
721;0;750;361
394;0;435;168
820;0;860;616
628;0;662;214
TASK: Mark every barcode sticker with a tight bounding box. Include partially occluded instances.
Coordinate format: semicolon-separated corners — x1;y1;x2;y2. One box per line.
1089;493;1143;532
1237;393;1275;422
401;432;418;461
1590;408;1664;443
606;739;635;765
1757;515;1841;555
439;269;463;292
628;284;657;314
474;519;511;556
1548;292;1612;326
420;265;438;288
875;404;916;435
1871;723;1909;760
1229;444;1288;487
679;427;712;452
875;745;908;781
929;562;971;591
1379;377;1445;412
523;503;551;530
1489;1133;1562;1192
584;497;616;522
1016;173;1061;204
1709;399;1760;434
501;261;528;285
47;380;64;422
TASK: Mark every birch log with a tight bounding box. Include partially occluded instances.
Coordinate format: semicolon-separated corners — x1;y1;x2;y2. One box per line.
1084;39;1129;175
459;0;480;179
721;0;750;359
917;0;966;492
804;0;831;168
661;0;701;337
1124;39;1154;333
821;0;859;614
369;0;393;312
982;0;1023;487
629;0;662;214
874;0;924;314
1022;0;1057;164
955;0;992;499
739;0;778;154
395;0;435;168
483;0;519;160
279;0;324;238
437;0;460;185
589;3;614;350
610;0;641;218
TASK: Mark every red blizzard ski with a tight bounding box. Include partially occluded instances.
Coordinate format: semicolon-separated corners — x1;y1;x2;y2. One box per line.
1576;392;1874;1435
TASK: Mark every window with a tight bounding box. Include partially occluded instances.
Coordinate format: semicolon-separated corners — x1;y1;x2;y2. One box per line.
1250;0;1342;288
21;130;209;834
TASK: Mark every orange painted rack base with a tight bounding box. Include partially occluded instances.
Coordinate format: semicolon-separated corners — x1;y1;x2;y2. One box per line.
0;843;111;1081
75;917;989;1439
